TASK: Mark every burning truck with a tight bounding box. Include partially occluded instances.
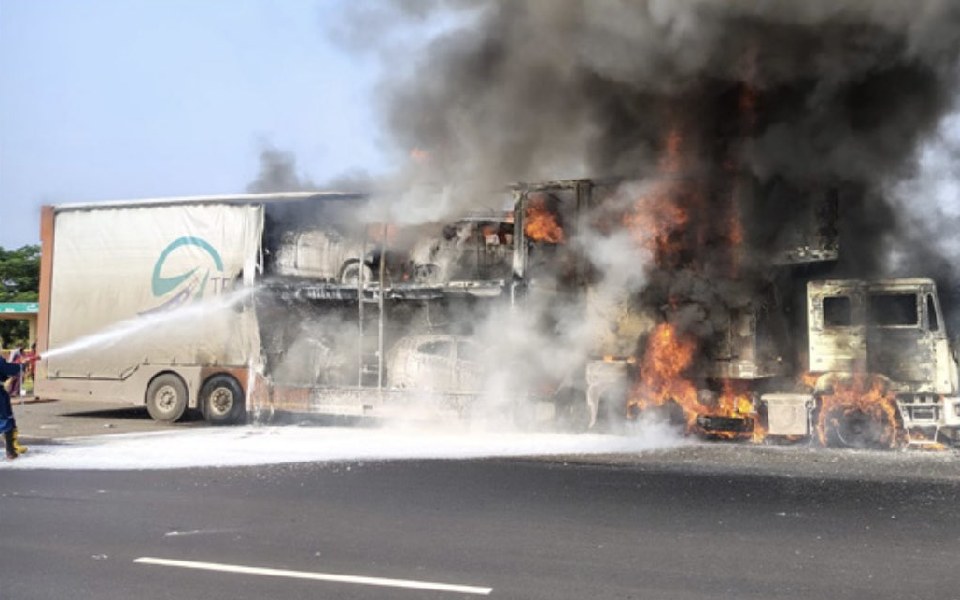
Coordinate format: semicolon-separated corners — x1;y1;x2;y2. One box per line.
31;178;960;448
356;0;960;450
509;178;960;449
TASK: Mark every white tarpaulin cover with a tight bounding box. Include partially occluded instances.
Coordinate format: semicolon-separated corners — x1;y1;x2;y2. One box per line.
47;203;263;378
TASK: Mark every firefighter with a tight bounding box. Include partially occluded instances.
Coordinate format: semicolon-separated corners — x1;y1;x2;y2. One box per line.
0;352;27;459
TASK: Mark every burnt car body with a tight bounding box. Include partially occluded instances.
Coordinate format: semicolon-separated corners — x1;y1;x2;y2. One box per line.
386;334;484;393
272;228;374;283
409;216;514;284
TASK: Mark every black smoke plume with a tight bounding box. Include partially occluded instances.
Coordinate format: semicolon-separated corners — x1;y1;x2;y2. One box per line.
369;1;960;333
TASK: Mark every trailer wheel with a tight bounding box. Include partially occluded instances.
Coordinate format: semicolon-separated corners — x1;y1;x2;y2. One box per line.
200;374;246;425
340;260;374;285
145;373;189;423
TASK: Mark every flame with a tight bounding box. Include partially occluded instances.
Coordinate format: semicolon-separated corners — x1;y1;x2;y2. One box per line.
816;375;900;448
800;373;819;390
622;124;695;264
628;323;699;430
717;380;764;442
722;79;758;275
524;194;565;244
623;186;689;261
628;323;764;440
906;427;947;450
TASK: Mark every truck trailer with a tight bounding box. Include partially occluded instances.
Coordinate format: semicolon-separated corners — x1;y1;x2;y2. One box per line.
34;192;532;424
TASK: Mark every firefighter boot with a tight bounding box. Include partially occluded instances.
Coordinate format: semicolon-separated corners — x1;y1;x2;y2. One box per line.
3;430;17;460
11;428;27;455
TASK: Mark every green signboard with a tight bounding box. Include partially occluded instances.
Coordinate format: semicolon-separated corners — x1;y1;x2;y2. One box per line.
0;303;39;314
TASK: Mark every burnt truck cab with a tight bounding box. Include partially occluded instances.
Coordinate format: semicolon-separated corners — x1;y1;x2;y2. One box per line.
765;278;960;446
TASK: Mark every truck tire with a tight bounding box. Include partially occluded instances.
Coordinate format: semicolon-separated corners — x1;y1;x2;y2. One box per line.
145;373;189;423
340;260;374;285
200;374;246;425
822;406;892;449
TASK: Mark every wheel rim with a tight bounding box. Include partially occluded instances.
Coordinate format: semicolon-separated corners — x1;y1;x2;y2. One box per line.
155;385;179;415
209;386;235;417
342;263;373;285
342;264;360;284
829;407;888;448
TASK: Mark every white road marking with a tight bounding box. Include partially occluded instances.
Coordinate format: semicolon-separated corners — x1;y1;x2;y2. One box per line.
134;557;493;595
163;529;233;537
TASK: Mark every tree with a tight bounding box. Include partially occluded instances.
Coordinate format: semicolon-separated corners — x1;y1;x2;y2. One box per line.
0;245;41;347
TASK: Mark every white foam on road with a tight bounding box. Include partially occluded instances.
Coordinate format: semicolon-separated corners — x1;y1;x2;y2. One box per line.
1;423;686;470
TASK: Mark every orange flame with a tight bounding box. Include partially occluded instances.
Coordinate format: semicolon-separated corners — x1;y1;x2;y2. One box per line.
800;372;819;390
524;194;565;244
628;323;699;430
905;427;947;450
628;324;764;440
717;380;764;442
622;124;694;264
623;185;689;261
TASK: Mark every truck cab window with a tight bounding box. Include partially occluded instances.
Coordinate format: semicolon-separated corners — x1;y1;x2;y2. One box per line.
868;293;918;326
926;294;940;331
823;296;852;327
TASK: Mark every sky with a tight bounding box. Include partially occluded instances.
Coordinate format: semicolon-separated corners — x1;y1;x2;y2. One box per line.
2;1;957;254
0;0;392;249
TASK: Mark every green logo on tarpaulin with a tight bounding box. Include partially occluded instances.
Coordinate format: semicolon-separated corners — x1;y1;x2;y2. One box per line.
145;237;225;313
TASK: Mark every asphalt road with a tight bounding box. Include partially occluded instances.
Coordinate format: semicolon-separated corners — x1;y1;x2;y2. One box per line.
2;458;958;600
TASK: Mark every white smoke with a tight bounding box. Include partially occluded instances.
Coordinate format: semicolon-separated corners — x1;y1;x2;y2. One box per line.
890;108;960;270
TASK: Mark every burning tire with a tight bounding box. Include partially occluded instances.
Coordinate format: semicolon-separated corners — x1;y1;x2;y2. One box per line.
200;374;246;425
822;406;894;449
145;373;188;423
695;414;754;440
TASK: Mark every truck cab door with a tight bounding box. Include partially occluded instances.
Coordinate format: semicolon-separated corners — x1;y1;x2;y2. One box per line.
924;291;957;394
865;286;931;389
928;292;960;394
807;281;866;373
